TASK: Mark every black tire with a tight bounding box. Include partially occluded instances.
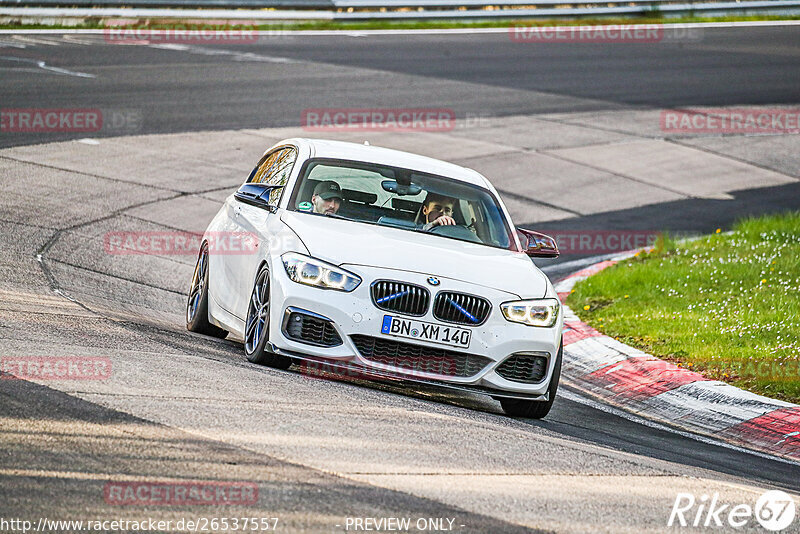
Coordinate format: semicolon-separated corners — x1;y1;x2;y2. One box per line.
186;243;228;339
500;341;562;419
244;264;292;369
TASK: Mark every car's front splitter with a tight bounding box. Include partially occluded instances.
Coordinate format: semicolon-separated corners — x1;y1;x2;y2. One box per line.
266;344;551;402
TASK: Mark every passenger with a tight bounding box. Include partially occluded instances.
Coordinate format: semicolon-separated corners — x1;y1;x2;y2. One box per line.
311;180;343;215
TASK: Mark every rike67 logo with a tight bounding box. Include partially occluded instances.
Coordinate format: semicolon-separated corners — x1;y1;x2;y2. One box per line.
669;490;796;531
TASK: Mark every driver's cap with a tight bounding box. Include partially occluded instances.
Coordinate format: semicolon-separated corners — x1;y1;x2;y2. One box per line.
313;181;343;201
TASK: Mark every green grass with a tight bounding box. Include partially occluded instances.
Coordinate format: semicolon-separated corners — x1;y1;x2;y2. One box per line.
567;212;800;404
1;14;799;31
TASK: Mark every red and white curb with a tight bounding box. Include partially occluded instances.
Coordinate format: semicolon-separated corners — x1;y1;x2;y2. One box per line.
555;254;800;463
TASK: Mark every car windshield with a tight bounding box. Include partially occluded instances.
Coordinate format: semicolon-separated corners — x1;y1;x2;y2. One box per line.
287;158;514;250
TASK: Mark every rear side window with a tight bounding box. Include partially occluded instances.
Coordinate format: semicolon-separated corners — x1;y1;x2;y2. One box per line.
246;147;297;205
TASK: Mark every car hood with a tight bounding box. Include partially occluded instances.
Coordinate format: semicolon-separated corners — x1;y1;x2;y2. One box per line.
280;211;547;298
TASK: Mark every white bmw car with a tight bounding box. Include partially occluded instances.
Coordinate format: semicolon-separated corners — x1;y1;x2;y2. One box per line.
187;138;564;418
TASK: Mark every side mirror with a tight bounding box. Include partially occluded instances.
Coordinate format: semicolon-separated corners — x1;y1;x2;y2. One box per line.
234;183;284;213
517;228;559;258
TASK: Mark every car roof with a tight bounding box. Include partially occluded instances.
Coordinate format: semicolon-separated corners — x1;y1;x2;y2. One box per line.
283;138;492;189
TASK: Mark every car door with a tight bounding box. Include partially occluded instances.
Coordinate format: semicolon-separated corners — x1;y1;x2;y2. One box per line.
207;193;245;317
229;146;298;320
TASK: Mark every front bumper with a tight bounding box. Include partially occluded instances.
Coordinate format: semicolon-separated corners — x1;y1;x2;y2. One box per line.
268;262;563;396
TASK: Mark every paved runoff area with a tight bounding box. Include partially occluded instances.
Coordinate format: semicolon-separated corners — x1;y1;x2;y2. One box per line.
2;109;800;533
1;26;800;534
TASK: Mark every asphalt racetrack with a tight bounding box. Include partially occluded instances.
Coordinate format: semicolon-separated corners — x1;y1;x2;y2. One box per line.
1;24;800;533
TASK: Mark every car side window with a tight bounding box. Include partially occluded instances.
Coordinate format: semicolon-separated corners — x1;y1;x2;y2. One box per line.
247;147;297;205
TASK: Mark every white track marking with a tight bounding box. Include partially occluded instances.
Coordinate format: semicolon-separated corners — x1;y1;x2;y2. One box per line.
148;43;295;63
0;40;26;48
12;34;61;45
0;55;95;77
61;34;99;45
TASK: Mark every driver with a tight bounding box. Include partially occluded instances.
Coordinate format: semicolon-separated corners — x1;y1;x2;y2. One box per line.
311;180;343;215
420;193;457;230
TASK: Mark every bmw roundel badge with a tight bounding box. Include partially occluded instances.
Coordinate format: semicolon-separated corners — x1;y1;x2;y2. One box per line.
427;277;440;286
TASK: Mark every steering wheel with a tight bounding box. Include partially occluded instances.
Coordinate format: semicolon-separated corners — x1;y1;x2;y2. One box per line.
428;224;483;244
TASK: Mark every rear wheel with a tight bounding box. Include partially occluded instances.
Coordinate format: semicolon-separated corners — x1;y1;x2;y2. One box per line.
186;243;228;339
244;264;292;369
500;342;562;419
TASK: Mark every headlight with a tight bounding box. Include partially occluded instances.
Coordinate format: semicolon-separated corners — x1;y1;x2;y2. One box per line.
500;298;560;327
281;252;361;292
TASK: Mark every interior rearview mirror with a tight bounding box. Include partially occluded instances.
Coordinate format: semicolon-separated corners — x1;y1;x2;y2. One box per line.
381;180;423;196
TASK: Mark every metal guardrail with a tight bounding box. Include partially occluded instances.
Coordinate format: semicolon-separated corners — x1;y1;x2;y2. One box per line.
1;0;799;19
0;0;335;6
334;0;800;18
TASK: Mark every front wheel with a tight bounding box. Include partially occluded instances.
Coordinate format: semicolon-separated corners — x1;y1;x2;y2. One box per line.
500;341;562;419
244;264;292;369
186;243;228;339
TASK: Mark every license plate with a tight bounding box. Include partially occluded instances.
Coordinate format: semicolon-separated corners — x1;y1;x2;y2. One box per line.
380;315;471;348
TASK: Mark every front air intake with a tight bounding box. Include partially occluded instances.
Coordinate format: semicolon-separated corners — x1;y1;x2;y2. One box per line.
495;353;549;383
371;280;430;317
350;334;491;378
432;292;491;326
283;310;342;347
